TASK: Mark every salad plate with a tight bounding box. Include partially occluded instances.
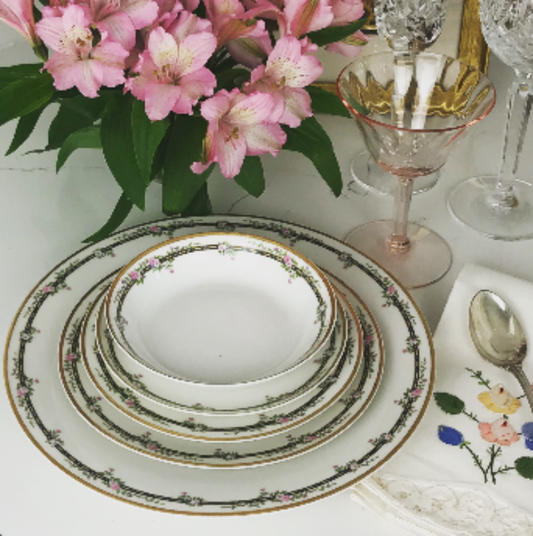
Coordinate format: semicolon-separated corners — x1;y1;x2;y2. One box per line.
5;215;434;514
59;280;380;467
106;232;336;385
99;293;348;417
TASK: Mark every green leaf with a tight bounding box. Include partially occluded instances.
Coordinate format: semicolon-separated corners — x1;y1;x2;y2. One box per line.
101;94;147;210
180;182;212;217
215;67;250;91
131;99;169;184
83;192;133;243
233;156;265;197
0;71;55;128
162;114;214;214
305;18;368;47
307;85;351;118
0;64;42;88
56;126;101;172
434;392;465;415
47;103;98;150
515;457;533;479
6;106;46;156
57;94;108;121
282;116;342;196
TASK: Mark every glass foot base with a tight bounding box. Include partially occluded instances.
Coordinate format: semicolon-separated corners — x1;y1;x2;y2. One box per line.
345;220;452;289
448;176;533;240
350;152;440;197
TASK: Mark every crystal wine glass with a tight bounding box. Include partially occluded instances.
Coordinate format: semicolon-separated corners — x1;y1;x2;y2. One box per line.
448;0;533;240
350;0;448;197
337;52;496;289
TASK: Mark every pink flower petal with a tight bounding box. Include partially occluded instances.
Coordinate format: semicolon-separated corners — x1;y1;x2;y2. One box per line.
227;91;275;125
279;86;311;127
213;123;247;178
241;123;286;156
144;82;182;120
95;11;136;50
176;32;217;76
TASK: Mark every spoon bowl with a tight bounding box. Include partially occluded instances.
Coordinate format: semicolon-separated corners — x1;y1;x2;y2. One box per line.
469;289;533;411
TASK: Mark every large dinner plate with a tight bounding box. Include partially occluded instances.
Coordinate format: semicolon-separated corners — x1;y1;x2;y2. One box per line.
5;215;434;514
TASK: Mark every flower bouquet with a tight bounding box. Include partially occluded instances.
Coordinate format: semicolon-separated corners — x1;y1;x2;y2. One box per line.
0;0;367;240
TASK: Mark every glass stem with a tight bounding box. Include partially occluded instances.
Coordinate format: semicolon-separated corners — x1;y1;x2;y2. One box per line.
489;71;532;211
392;50;415;128
388;177;414;253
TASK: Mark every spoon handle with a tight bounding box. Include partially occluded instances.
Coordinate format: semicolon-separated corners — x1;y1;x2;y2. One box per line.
509;364;533;412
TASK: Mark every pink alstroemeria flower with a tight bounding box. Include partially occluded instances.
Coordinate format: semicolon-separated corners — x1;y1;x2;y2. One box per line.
86;0;159;51
36;4;128;98
245;35;322;128
280;0;333;38
192;88;287;179
0;0;43;52
127;16;217;120
204;0;272;68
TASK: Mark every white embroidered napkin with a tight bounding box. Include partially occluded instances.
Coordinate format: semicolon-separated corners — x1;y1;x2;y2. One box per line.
351;264;533;535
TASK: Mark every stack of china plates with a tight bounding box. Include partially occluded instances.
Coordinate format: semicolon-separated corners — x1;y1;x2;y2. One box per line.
5;215;434;514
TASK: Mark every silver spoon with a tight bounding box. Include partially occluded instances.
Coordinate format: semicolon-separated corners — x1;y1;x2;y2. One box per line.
469;289;533;411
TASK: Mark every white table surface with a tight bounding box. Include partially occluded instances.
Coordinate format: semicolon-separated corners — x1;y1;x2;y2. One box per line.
1;24;533;536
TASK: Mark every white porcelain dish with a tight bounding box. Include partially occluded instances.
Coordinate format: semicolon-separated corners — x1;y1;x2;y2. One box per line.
83;285;359;441
60;276;382;468
106;232;336;386
100;294;347;417
5;215;434;514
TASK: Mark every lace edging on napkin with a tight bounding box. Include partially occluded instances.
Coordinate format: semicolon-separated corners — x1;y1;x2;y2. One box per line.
350;475;533;536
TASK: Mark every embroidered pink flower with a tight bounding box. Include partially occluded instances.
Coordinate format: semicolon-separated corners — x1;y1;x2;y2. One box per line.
479;418;520;447
110;480;121;491
192;88;287;179
42;286;53;293
17;386;28;396
65;353;75;362
36;4;129;98
278;493;291;502
149;257;160;267
244;35;322;128
125;399;135;407
127;15;217;120
386;286;396;296
410;388;422;398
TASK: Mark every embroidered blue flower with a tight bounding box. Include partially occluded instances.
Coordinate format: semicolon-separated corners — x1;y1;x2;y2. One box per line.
438;425;464;446
522;423;533;451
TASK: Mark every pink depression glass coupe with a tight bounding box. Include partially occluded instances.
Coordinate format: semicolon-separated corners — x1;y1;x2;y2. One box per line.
337;52;496;289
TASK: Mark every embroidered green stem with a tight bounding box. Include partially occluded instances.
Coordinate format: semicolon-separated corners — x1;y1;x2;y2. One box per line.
461;409;479;423
460;442;489;483
466;368;491;389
